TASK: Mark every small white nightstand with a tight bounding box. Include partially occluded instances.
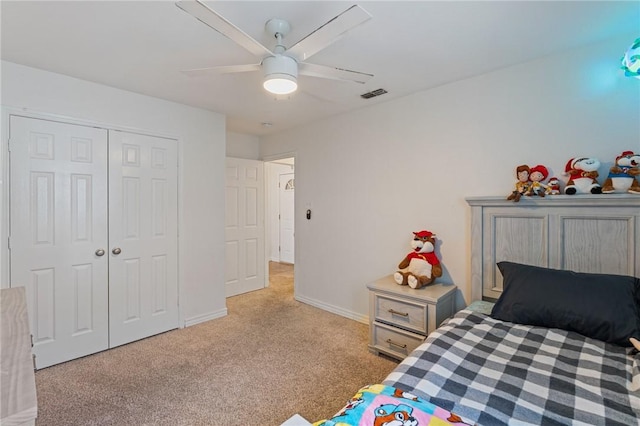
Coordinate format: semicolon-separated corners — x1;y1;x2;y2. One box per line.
367;275;457;361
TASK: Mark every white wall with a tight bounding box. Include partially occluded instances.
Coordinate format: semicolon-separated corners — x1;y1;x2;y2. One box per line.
227;131;260;160
1;61;228;325
260;34;640;322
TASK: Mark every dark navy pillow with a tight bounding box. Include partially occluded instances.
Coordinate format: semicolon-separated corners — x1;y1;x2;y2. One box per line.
490;261;640;347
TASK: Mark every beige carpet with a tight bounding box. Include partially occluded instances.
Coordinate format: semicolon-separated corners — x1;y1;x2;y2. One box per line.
35;263;397;425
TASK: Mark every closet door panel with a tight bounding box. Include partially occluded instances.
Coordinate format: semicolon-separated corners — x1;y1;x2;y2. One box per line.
108;130;178;348
9;116;109;369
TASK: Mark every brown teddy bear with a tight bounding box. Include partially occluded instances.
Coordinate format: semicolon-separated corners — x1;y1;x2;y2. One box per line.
394;231;442;289
601;151;640;194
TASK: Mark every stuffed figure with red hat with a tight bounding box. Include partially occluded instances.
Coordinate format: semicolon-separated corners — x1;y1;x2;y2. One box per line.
525;165;549;197
546;176;561;195
394;230;443;289
563;157;602;195
601;151;640;194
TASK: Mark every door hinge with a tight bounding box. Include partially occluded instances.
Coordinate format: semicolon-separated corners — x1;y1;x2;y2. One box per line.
7;236;11;250
7;138;12;152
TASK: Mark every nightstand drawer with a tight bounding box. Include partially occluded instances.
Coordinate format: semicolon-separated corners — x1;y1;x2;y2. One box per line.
370;321;424;360
374;293;427;334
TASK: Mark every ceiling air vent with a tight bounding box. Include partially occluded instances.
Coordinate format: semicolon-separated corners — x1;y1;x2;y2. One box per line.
360;88;388;99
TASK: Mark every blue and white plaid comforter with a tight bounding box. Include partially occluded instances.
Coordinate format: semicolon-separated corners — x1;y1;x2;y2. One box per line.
384;310;640;425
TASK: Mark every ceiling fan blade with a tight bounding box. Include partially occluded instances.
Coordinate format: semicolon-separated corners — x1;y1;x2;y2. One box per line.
299;62;373;84
181;63;261;76
176;0;272;58
286;5;372;62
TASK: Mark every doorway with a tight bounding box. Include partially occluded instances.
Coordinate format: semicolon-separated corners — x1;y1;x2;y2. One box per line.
278;172;295;264
266;157;295;292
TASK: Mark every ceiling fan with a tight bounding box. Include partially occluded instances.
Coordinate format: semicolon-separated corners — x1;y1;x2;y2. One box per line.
175;1;374;95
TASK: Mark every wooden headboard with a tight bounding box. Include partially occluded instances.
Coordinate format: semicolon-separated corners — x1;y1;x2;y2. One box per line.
466;194;640;302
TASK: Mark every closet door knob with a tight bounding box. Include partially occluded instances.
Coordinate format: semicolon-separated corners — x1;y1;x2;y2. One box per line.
95;249;105;256
112;247;122;255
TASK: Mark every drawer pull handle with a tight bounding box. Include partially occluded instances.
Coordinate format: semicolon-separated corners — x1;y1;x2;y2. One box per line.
386;339;407;349
388;308;409;317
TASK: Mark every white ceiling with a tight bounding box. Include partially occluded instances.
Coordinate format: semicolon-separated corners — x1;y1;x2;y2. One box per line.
2;1;638;136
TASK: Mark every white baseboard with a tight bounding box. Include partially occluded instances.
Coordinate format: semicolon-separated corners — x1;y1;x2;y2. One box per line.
183;308;228;327
294;294;368;324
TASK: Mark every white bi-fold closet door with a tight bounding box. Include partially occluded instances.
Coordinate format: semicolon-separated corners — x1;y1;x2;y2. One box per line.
9;115;178;368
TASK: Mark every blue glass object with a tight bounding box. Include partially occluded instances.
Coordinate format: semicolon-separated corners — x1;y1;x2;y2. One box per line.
621;37;640;79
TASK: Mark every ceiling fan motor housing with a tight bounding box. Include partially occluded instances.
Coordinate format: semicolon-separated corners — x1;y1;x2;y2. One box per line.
262;54;298;94
262;54;298;79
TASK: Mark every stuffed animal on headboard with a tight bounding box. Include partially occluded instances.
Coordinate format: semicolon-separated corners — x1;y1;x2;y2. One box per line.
601;151;640;194
506;165;531;202
546;176;561;195
526;165;549;197
394;230;442;289
563;157;602;195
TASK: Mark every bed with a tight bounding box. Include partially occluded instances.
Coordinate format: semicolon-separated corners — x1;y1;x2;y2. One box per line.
314;194;640;426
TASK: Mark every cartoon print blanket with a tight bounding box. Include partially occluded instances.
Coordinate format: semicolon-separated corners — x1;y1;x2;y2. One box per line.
313;384;473;426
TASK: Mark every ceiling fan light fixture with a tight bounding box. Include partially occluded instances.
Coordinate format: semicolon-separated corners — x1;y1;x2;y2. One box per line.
263;75;298;95
263;55;298;95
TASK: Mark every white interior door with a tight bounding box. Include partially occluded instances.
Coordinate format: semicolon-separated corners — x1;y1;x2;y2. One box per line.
108;130;179;348
225;158;265;297
9;116;109;368
278;173;295;264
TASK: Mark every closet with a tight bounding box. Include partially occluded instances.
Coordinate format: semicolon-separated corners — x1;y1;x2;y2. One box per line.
9;115;178;368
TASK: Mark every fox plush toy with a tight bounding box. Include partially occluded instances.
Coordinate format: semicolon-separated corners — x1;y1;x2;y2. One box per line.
394;230;442;289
